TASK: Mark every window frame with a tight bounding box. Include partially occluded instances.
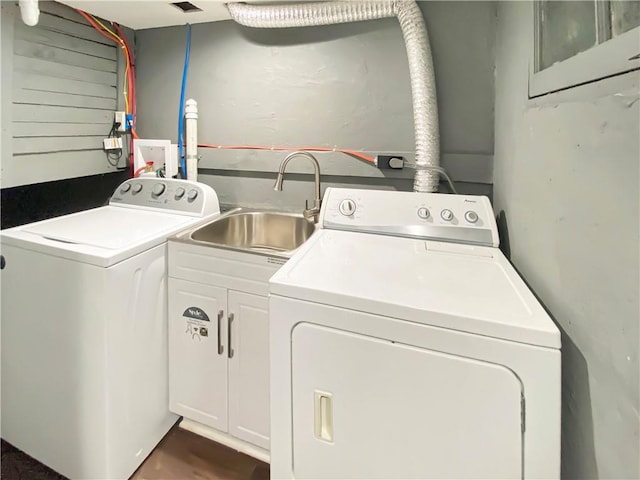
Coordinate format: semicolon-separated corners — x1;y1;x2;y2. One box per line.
529;0;640;98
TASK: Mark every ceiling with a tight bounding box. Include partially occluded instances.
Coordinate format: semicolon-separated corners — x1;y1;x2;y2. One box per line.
56;0;251;30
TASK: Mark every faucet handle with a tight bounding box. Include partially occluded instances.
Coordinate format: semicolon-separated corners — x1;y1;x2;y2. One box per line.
303;200;313;220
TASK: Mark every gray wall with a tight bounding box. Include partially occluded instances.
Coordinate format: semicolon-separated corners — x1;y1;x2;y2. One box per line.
136;2;496;210
1;1;126;188
494;3;639;478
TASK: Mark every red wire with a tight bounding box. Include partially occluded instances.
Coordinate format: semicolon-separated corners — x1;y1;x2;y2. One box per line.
134;162;154;178
198;143;375;163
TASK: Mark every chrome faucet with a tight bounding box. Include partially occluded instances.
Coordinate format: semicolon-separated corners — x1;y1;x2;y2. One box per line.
274;151;322;222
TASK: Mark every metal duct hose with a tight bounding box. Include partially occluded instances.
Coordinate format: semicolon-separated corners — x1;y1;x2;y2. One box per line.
226;0;440;192
19;0;40;26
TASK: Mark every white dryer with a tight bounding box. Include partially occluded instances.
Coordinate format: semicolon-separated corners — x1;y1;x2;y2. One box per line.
0;178;220;479
269;187;561;479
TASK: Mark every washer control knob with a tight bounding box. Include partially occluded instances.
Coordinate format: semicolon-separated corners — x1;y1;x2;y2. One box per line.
132;183;143;194
417;207;430;219
464;210;479;224
339;199;357;216
187;189;199;201
120;183;131;194
152;183;166;196
175;187;186;199
440;209;454;221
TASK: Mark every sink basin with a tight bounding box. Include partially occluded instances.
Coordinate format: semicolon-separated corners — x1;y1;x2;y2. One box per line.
190;211;316;254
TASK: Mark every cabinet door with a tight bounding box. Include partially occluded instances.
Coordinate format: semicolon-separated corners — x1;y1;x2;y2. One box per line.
168;278;228;431
291;323;523;479
227;291;270;449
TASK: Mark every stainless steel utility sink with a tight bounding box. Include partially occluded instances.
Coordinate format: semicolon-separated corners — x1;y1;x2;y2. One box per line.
188;211;316;255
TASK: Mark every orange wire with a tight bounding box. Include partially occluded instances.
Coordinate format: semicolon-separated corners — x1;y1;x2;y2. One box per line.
197;144;375;163
77;9;138;174
114;23;136;119
76;10;123;46
83;12;132;114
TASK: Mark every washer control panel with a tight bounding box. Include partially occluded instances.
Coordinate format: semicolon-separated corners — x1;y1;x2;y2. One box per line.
110;178;220;217
320;187;499;247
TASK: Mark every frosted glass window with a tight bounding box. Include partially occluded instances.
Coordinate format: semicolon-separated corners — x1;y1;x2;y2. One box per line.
611;1;640;36
530;0;640;97
539;1;597;70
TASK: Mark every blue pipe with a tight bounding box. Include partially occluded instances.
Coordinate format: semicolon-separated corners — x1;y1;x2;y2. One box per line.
178;23;191;178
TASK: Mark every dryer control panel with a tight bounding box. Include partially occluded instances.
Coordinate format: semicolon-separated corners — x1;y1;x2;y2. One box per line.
319;188;499;247
110;178;220;217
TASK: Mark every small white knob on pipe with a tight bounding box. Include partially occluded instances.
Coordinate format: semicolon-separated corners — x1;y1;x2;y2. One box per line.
185;99;198;119
185;99;198;181
19;0;40;26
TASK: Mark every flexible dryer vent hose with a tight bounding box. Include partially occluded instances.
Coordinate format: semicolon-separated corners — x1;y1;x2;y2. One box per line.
226;0;440;192
19;0;40;26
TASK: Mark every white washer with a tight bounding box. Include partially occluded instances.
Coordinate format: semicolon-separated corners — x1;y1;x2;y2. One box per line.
269;187;561;479
0;178;220;479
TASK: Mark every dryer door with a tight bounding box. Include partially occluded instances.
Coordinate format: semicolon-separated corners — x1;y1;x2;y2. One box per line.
291;323;523;479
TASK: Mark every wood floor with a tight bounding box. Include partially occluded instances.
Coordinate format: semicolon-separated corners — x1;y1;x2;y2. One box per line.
1;425;269;480
132;426;270;480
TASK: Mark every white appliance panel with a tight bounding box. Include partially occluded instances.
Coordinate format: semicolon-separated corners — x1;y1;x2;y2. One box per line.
269;296;561;480
291;323;523;479
271;229;559;348
0;244;178;479
105;244;177;473
1;244;108;477
23;207;191;249
319;187;499;247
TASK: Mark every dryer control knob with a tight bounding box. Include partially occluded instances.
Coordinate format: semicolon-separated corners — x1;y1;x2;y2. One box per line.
152;183;166;196
339;199;357;216
175;187;186;199
464;211;479;223
120;183;131;194
187;189;199;201
132;183;143;194
440;209;454;221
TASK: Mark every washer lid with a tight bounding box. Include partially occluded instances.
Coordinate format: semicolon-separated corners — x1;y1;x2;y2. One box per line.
23;207;190;249
269;229;560;349
1;206;213;267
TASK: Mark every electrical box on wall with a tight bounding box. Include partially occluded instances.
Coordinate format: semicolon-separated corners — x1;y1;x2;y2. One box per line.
133;139;172;175
114;111;126;132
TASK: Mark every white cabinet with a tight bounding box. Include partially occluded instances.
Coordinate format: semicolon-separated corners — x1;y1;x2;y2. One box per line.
169;280;270;450
168;279;228;431
168;239;282;457
228;291;270;449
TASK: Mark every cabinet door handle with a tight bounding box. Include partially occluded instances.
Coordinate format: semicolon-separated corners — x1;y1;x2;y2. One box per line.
227;313;234;359
217;310;224;355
